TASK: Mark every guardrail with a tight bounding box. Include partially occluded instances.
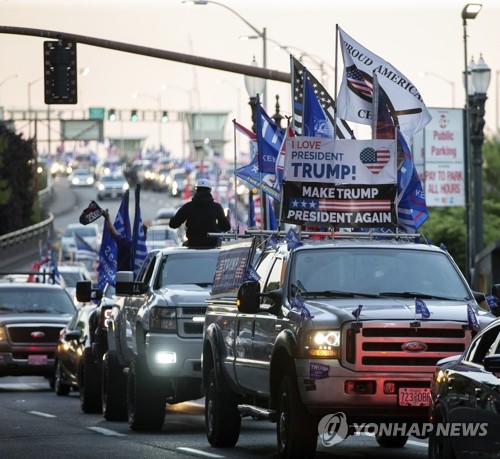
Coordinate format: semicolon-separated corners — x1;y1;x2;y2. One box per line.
0;184;55;267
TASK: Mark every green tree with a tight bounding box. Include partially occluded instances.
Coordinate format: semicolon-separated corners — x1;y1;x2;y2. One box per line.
0;122;36;235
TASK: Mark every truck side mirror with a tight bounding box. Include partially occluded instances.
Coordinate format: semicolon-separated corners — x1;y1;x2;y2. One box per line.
76;280;92;303
237;281;260;314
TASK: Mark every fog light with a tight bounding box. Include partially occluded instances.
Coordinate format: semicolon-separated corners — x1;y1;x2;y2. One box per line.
384;382;396;394
345;380;376;394
156;351;176;364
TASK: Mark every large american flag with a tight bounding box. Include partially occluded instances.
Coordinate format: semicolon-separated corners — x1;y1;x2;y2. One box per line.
291;56;354;139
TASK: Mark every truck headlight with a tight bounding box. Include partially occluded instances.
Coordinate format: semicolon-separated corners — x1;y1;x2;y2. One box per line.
150;307;177;332
0;326;5;341
304;330;341;358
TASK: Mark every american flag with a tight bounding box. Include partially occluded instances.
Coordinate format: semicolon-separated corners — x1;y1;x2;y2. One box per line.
288;197;391;212
291;56;354;139
359;147;391;175
345;65;373;99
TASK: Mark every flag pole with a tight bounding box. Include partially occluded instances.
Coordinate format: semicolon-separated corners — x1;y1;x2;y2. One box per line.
232;119;239;235
334;24;340;140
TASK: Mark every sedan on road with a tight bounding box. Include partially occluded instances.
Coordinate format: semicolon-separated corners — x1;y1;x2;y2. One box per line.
95;173;129;201
429;318;500;458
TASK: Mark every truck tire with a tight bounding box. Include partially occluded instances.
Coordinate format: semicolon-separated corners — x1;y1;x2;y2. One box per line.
277;374;318;459
78;348;102;414
102;351;127;421
54;360;71;396
205;367;241;447
375;433;409;448
127;354;166;431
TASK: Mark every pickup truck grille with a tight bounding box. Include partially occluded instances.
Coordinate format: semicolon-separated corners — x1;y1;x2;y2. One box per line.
176;306;206;338
344;321;471;372
6;324;63;345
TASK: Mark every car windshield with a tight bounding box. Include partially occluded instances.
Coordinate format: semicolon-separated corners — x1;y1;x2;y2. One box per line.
290;247;471;301
149;229;177;241
0;288;76;314
63;226;97;237
158;252;219;287
101;175;125;183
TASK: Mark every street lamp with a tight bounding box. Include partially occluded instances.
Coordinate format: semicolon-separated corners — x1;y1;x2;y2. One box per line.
418;71;456;107
461;2;482;282
467;54;491;272
0;74;18;108
244;57;268;230
132;91;164;148
28;77;43;138
184;0;267;108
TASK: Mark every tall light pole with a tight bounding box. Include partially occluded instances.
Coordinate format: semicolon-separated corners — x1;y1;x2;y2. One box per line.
28;77;43;138
462;3;482;282
245;57;268;230
184;0;267;109
418;71;456;107
0;74;18;108
131;91;164;148
468;54;491;276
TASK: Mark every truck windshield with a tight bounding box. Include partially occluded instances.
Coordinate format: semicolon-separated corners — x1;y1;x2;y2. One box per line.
159;252;219;286
290;247;470;300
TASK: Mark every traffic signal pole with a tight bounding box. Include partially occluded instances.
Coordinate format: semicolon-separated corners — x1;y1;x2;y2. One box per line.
0;26;290;84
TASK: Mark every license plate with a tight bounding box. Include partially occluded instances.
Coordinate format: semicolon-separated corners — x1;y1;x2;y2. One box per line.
28;355;48;366
398;387;430;406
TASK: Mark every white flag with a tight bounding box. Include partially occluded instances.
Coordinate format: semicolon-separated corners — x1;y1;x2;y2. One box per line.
337;27;431;141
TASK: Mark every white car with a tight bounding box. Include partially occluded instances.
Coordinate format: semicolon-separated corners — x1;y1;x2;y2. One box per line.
58;262;94;304
68;168;94;187
60;223;100;261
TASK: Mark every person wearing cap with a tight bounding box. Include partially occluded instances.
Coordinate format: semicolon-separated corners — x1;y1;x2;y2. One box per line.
169;179;231;248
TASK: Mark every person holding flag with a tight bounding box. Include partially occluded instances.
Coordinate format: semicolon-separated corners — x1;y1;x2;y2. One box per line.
102;208;133;272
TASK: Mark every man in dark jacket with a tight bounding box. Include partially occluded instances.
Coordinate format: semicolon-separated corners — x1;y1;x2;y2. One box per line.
169;179;231;248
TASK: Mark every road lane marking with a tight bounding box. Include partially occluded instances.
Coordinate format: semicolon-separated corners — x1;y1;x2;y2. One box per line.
177;447;225;458
87;427;126;437
28;411;56;418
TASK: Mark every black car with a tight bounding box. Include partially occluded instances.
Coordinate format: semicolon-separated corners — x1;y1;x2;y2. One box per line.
0;279;76;388
54;283;114;413
429;318;500;458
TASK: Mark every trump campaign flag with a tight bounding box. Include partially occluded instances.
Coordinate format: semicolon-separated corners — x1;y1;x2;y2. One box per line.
337;27;431;141
131;185;148;277
97;222;117;290
291;56;354;139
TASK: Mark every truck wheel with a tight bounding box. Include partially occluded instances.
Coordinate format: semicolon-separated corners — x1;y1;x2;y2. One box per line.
78;348;102;414
127;354;166;431
277;374;318;458
205;367;241;447
375;433;409;448
102;351;127;421
428;406;454;458
54;360;71;396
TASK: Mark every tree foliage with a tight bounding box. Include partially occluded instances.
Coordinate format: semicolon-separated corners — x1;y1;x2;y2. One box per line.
0;123;36;235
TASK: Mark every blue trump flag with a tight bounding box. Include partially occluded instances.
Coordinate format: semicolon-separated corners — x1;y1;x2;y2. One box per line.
97;222;117;290
303;70;334;138
415;298;431;318
131;185;148;277
255;100;285;175
114;189;131;239
467;304;480;330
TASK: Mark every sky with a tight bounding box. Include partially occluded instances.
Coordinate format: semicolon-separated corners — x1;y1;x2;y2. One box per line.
1;0;500;161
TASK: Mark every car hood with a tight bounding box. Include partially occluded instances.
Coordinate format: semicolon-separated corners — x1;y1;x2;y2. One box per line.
0;313;73;325
158;284;212;303
303;297;491;327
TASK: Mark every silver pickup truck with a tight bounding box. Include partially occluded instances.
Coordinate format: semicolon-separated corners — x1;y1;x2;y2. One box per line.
202;235;497;458
105;246;220;430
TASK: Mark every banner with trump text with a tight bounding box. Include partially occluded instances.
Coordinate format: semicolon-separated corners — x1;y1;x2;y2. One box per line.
282;137;397;228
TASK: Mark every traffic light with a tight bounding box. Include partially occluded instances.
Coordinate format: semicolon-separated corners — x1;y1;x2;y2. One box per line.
44;40;77;104
161;111;169;123
130;110;138;122
108;109;116;121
